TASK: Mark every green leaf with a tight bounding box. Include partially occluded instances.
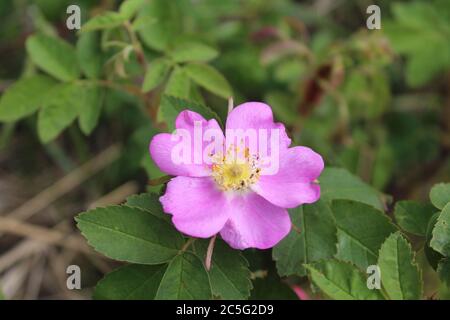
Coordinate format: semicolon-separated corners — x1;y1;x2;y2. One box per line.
332;200;397;270
384;2;450;87
430;183;450;210
81;11;128;32
125;193;168;220
184;62;232;99
160;95;222;131
77;84;104;135
437;258;450;287
76;32;104;79
142;58;171;92
424;212;443;270
194;239;252;300
93;264;167;300
394;200;436;236
249;273;298;300
0;75;56;122
430;203;450;256
119;0;147;19
169;41;218;63
26;34;80;81
37;83;81;143
135;0;180;51
75;205;185;264
155;252;212;299
320;167;384;210
272;200;337;276
305;260;384;300
378;232;422;300
164;68;191;99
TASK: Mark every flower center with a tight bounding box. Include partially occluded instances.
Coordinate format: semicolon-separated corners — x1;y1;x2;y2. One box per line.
211;147;261;191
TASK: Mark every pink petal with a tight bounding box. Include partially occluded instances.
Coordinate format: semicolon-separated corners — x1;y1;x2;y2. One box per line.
149;110;223;177
251;146;324;208
219;192;291;249
160;176;230;238
226;102;291;151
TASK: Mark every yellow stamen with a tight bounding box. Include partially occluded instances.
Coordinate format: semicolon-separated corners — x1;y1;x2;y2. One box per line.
211;146;260;191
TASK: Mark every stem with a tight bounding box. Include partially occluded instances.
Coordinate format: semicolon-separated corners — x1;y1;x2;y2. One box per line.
68;126;89;163
228;97;234;114
148;175;172;186
291;222;301;234
78;79;146;102
123;21;147;70
45;141;75;172
0;122;15;150
180;238;196;253
205;235;217;271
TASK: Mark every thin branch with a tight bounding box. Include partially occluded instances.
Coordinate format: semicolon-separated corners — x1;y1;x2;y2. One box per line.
205;235;217;271
123;21;147;70
0;216;92;255
88;181;139;209
228;97;234;114
180;238;196;253
1;144;120;223
148;175;172;186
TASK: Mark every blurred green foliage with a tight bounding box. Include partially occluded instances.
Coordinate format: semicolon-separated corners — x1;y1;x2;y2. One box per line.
0;0;449;300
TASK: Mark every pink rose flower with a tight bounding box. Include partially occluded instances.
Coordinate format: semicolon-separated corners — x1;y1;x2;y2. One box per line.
149;102;324;249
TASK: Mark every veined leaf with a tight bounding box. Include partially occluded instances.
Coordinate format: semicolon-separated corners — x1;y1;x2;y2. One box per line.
125;193;168;221
37;83;81;143
194;239;252;300
332;200;397;270
160;95;223;131
424;212;443;270
272;200;337;276
26;34;80;81
430;203;450;256
155;252;212;300
169;41;218;63
394;200;435;236
305;260;384;300
77;83;104;135
164;68;191;100
76;205;185;264
0;75;56;122
76;32;104;79
378;232;422;300
320;167;384;210
142;58;171;92
430;183;450;210
184;62;232;99
94;264;167;300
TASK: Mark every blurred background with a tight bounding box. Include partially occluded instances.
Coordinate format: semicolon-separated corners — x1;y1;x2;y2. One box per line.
0;0;449;299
